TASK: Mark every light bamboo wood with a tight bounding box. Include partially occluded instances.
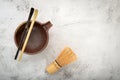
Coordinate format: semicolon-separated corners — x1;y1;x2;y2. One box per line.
18;9;38;61
46;47;77;74
46;61;60;74
56;47;77;66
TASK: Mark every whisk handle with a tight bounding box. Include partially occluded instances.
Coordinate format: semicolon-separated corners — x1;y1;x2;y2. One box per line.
46;61;60;74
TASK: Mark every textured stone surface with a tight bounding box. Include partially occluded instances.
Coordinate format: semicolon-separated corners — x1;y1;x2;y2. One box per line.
0;0;120;80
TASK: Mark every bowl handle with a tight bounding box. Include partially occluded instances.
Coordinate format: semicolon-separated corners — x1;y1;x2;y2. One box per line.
43;21;52;32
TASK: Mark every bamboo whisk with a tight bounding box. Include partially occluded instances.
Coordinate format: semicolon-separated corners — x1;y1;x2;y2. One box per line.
46;47;77;74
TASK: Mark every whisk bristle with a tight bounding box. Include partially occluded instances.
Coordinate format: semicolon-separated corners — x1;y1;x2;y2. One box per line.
56;47;77;66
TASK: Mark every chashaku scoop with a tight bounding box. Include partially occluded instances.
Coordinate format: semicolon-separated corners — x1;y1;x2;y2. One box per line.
46;47;77;74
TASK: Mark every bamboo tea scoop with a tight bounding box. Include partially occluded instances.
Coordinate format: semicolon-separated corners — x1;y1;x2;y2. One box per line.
18;9;38;61
46;47;77;74
14;8;34;60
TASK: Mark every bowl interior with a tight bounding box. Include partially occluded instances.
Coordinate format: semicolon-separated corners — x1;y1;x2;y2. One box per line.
15;21;48;54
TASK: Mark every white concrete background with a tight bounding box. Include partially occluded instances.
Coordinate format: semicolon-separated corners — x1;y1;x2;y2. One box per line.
0;0;120;80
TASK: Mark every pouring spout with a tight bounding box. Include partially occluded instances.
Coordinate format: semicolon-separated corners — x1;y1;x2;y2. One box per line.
43;21;52;32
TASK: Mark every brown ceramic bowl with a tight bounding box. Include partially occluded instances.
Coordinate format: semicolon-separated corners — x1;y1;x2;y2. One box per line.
14;21;52;55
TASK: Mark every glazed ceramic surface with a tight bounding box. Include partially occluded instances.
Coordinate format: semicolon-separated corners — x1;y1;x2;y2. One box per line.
14;21;52;54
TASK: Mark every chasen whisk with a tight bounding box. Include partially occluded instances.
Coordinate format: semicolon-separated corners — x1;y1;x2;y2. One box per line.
46;47;77;74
